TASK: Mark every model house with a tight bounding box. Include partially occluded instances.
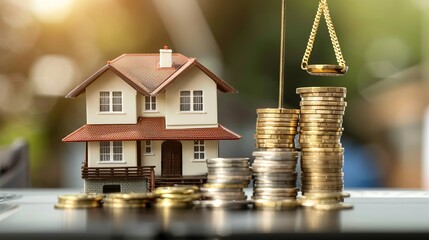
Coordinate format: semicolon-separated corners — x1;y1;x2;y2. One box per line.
62;47;241;193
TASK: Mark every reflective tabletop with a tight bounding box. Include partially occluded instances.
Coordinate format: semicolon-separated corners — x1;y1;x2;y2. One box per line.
1;188;429;239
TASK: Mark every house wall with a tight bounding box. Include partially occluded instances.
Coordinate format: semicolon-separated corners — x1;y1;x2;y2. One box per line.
141;141;162;175
87;141;137;168
137;91;166;117
165;67;218;129
182;140;218;175
86;70;137;124
141;140;218;176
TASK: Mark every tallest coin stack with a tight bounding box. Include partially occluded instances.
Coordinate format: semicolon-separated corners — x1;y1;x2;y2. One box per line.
296;87;352;210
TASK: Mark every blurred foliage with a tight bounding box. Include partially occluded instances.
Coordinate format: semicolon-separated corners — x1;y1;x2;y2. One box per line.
0;0;425;187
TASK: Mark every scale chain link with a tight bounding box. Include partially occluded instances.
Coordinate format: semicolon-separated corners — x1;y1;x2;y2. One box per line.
301;0;346;70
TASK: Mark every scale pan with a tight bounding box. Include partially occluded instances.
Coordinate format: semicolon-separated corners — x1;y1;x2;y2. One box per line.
306;64;348;77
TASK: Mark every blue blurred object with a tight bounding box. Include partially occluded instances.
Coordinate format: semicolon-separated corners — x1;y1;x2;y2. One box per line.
343;137;382;188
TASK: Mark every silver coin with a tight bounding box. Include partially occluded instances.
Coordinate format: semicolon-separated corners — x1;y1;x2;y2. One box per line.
193;200;251;209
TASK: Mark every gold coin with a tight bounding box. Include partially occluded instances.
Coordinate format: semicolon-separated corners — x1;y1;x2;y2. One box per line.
257;126;298;131
300;143;342;148
300;126;344;132
58;193;105;202
256;138;295;144
257;113;300;119
301;168;343;174
54;202;102;209
302;177;343;183
300;92;347;98
299;122;343;128
299;131;343;136
107;192;157;200
300;106;346;111
256;117;300;123
155;199;192;208
256;143;296;148
154;186;197;195
300;96;345;102
256;130;298;135
299;139;341;144
255;134;296;139
301;147;344;152
300;109;345;115
256;108;300;114
301;158;343;165
300;101;347;107
296;87;347;94
257;122;298;127
300;118;343;124
299;113;344;119
299;134;341;139
302;191;349;198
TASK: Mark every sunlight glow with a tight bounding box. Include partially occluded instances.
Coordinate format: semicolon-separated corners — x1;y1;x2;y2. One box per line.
30;0;73;23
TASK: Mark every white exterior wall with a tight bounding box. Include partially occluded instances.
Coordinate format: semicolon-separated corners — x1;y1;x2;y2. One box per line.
182;140;218;175
141;140;218;176
141;141;162;175
137;91;166;117
87;141;137;168
165;67;218;129
86;70;137;124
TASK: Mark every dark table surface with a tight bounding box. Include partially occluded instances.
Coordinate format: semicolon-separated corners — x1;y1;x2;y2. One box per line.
1;188;429;239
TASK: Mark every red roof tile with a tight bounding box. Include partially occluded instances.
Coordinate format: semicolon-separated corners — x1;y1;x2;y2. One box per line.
63;117;241;142
65;53;237;98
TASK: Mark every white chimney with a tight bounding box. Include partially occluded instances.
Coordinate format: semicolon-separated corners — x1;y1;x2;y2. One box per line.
159;46;172;68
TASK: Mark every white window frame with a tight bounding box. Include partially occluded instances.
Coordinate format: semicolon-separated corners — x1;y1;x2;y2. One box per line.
193;140;205;161
99;91;123;113
180;90;204;112
99;141;124;163
144;96;157;112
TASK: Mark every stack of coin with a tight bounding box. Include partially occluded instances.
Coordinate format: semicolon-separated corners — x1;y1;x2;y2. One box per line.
154;185;201;208
296;86;352;210
103;192;157;208
252;108;301;210
196;158;251;209
255;108;300;149
54;193;105;209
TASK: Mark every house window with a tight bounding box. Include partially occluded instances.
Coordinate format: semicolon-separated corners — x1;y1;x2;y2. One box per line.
180;90;203;112
99;91;122;112
194;140;205;160
144;140;152;154
144;96;157;111
100;141;123;162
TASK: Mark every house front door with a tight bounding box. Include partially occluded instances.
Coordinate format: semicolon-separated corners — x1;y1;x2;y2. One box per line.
161;140;182;177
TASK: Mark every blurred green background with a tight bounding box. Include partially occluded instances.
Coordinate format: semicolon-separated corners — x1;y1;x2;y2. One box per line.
1;0;428;188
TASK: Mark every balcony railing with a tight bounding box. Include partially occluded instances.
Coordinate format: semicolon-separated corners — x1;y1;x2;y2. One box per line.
81;165;156;191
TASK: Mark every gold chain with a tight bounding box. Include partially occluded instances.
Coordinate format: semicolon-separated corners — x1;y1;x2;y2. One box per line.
301;0;346;70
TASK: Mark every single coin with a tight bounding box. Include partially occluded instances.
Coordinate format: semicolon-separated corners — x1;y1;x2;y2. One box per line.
257;122;298;127
299;122;343;128
256;143;296;148
257;113;300;119
256;108;300;114
300;92;347;98
207;162;249;168
255;139;296;144
300;109;345;115
299;113;344;119
254;134;296;140
296;86;347;94
300;96;345;102
300;105;346;111
256;117;300;123
300;101;347;107
301;147;344;152
300;143;343;148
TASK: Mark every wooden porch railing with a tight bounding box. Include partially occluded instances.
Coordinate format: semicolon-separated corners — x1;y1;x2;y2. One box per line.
81;165;156;191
